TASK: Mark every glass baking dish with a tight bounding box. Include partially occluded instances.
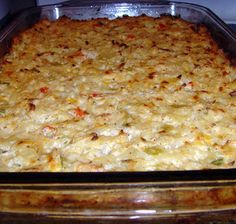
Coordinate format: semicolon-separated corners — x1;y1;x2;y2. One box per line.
0;1;236;223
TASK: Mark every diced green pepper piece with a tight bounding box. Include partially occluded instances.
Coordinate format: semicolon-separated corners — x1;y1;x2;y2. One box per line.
211;158;224;166
0;108;5;115
144;147;163;155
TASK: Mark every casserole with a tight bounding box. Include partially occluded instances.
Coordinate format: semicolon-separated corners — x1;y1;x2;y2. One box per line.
0;2;236;172
0;0;236;222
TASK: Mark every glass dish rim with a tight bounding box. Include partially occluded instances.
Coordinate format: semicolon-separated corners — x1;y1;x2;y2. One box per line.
0;0;235;183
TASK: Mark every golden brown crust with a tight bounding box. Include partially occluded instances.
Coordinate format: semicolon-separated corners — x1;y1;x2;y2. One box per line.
0;15;235;171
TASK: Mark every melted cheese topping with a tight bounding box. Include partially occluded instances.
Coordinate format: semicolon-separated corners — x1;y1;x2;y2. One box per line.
0;16;236;171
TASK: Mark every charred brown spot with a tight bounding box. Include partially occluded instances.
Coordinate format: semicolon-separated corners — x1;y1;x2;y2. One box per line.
161;80;169;85
229;160;235;166
120;43;129;48
219;86;223;92
91;132;99;141
17;141;24;145
140;137;147;142
36;52;44;57
29;103;36;111
223;71;229;76
200;90;209;93
117;62;125;70
152;41;156;47
58;44;69;49
218;108;225;113
111;40;128;48
148;72;157;79
105;69;113;74
177;74;182;79
229;90;236;97
122;159;133;163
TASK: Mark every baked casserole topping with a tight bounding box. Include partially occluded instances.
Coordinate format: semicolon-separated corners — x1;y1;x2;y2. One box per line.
0;15;236;171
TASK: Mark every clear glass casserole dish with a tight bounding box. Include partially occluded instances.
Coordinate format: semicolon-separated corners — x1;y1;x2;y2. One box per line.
0;0;236;223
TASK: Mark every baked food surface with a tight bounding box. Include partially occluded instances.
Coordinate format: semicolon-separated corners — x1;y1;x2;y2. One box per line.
0;15;235;171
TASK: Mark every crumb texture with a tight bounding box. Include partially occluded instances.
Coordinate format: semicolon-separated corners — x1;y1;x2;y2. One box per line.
0;16;236;171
